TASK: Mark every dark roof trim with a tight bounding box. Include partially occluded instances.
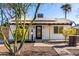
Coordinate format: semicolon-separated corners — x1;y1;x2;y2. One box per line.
10;23;72;25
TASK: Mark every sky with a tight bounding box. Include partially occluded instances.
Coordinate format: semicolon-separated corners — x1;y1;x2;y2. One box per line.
0;3;79;24
27;3;79;24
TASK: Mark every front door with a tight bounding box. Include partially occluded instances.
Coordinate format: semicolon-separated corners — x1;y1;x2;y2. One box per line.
36;26;42;39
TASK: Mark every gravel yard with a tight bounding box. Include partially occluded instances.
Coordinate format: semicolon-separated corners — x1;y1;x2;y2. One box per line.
0;43;58;56
67;49;79;56
1;42;79;56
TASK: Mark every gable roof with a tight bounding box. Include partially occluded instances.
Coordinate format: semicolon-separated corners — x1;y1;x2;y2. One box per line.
73;24;79;29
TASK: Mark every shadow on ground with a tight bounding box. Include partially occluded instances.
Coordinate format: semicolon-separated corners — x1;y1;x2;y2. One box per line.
53;45;69;48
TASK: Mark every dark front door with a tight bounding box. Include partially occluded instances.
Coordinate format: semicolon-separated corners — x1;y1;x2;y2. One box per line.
36;26;42;39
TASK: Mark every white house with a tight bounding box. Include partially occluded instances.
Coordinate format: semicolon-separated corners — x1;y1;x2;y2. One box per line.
9;14;73;41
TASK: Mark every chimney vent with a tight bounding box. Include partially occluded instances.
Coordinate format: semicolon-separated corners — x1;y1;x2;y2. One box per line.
37;13;43;18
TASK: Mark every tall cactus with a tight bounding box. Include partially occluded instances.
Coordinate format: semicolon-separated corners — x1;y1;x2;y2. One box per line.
0;3;40;55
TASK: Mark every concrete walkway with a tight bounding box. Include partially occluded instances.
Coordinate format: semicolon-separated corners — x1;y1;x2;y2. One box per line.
54;48;74;56
34;43;54;47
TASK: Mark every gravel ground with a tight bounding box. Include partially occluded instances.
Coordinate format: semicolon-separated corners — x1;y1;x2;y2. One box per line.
21;46;58;56
67;49;79;56
0;43;58;56
0;45;9;56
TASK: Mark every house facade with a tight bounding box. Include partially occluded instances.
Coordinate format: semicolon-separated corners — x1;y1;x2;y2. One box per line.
9;17;73;41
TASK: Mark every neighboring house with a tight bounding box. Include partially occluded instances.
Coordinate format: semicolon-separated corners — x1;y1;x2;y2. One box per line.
9;14;73;41
72;24;79;43
73;24;79;35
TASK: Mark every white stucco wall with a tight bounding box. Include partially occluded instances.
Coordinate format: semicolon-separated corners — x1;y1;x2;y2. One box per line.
28;25;49;40
50;25;71;40
9;25;16;40
42;25;49;40
28;26;36;40
9;24;71;40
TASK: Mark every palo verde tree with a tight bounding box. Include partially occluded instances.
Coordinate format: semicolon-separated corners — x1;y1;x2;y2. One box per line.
0;3;40;55
63;27;76;41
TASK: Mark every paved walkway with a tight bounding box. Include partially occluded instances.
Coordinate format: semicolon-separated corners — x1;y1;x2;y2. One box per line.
34;43;54;47
34;43;79;56
54;47;74;56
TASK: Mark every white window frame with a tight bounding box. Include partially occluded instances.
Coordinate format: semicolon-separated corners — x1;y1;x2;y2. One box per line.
54;26;63;34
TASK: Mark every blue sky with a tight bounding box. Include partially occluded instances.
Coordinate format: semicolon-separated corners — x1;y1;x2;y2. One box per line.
0;3;79;24
28;3;79;24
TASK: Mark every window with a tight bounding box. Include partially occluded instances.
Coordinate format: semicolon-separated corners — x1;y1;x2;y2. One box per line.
54;26;63;34
54;26;58;33
59;27;63;33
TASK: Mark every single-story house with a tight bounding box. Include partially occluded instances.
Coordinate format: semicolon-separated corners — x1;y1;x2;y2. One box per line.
8;15;73;41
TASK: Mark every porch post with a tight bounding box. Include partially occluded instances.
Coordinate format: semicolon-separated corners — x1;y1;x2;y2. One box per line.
49;25;50;39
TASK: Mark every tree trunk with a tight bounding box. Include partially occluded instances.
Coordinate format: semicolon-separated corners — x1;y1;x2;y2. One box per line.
65;11;67;19
9;50;21;56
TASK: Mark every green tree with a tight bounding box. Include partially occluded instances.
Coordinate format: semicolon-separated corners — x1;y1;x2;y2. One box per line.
63;28;76;41
61;4;71;19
